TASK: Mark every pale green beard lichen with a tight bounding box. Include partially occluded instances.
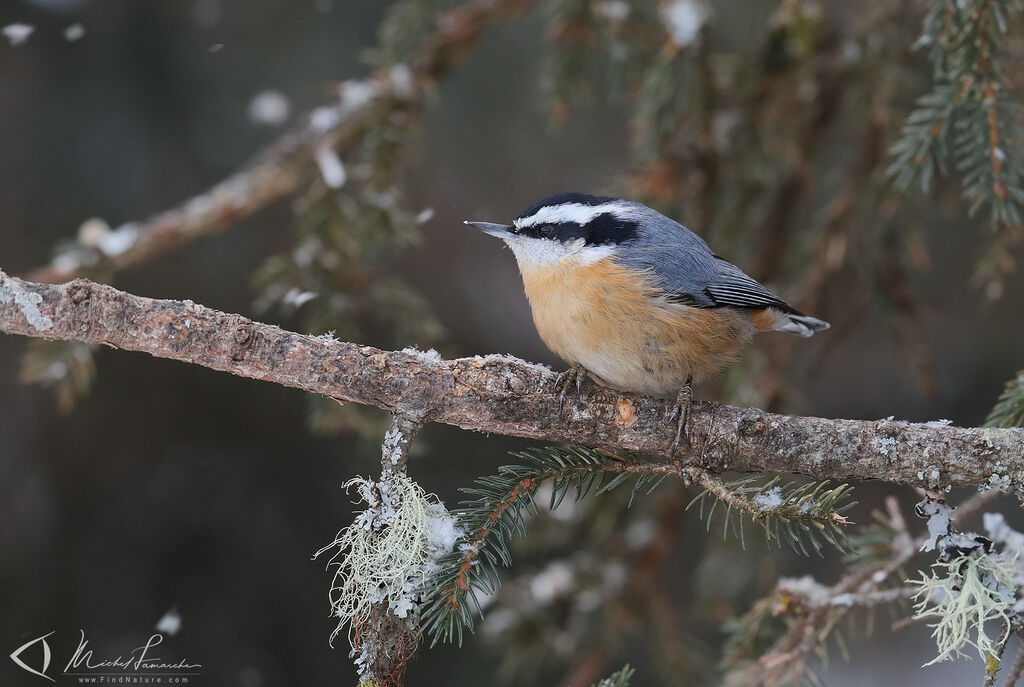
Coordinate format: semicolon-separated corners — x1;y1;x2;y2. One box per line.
315;472;461;680
909;549;1019;668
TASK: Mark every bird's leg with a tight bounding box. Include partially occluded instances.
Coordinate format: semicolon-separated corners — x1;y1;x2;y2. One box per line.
669;376;694;455
554;362;588;410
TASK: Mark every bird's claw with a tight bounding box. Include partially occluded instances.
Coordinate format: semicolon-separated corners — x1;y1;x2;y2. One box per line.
555;363;588;412
670;378;694;456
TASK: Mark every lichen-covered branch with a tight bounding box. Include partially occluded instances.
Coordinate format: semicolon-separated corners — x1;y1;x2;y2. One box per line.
723;491;1004;686
1;270;1023;492
26;0;533;285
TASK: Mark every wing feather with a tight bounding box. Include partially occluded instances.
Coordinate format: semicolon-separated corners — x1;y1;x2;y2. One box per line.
699;261;799;314
655;257;800;314
613;206;801;314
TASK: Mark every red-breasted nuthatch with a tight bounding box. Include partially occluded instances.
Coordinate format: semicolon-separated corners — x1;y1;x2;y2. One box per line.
465;193;829;451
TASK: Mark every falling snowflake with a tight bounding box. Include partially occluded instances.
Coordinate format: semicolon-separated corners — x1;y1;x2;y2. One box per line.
3;24;35;46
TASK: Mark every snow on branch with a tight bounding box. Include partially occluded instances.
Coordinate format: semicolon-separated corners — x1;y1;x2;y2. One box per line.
1;270;1023;493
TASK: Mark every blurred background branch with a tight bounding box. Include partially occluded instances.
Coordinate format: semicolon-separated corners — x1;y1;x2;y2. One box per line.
26;0;533;287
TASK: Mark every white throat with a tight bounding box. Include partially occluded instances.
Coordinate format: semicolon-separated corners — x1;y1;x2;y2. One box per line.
502;236;615;272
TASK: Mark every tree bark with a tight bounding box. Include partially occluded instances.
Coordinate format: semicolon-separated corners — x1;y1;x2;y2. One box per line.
2;270;1021;493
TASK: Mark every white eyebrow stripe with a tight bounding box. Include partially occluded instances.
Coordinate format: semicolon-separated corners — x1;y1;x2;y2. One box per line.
513;202;635;229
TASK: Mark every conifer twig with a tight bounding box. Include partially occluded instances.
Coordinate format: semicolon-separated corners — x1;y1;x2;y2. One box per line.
420;448;852;645
724;489;1006;686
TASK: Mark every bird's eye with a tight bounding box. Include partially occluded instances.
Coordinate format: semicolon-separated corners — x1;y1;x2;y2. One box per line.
537;225;554;238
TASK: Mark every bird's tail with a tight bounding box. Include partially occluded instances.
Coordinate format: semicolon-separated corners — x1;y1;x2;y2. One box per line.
752;308;830;338
780;313;830;338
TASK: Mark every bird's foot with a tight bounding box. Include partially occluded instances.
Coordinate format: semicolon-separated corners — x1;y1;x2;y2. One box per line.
669;377;694;455
555;363;589;411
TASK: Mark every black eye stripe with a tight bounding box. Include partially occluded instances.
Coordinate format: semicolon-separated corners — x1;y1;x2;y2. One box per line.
518;222;576;240
586;213;639;245
517;214;639;246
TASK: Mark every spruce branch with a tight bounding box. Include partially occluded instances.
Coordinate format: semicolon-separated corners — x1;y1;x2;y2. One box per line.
541;0;607;119
888;0;1024;292
478;494;708;685
367;0;462;68
314;416;463;686
986;370;1024;428
845;506;905;567
27;73;403;286
721;491;1004;687
631;40;699;159
887;84;957;193
591;664;635;687
420;447;854;645
420;446;673;644
18;0;532;413
685;474;856;556
903;503;1024;683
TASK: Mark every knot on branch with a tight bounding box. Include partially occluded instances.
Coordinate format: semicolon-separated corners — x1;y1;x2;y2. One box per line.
737;410;769;437
67;280;92;304
230;324;258;361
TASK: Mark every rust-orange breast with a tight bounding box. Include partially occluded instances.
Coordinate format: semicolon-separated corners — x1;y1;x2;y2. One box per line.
520;258;754;396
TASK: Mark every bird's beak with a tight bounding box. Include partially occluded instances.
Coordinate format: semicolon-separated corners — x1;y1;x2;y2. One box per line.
463;220;514;238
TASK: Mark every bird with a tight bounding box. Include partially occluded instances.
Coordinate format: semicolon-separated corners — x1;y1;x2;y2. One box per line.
464;193;829;452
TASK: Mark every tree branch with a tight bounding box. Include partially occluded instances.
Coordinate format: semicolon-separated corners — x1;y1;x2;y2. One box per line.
1;270;1022;492
726;491;1002;686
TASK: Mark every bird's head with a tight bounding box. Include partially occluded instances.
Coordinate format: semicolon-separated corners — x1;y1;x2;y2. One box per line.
464;193;642;273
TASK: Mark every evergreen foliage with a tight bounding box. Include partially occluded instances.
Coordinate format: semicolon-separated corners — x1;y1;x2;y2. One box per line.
250;1;448;437
420;446;654;645
366;0;461;67
420;445;854;646
686;476;856;556
888;0;1024;291
985;370;1024;428
591;664;635;687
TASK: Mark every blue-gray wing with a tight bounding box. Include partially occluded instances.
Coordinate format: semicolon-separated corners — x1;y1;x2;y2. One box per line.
618;207;799;313
699;257;799;314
